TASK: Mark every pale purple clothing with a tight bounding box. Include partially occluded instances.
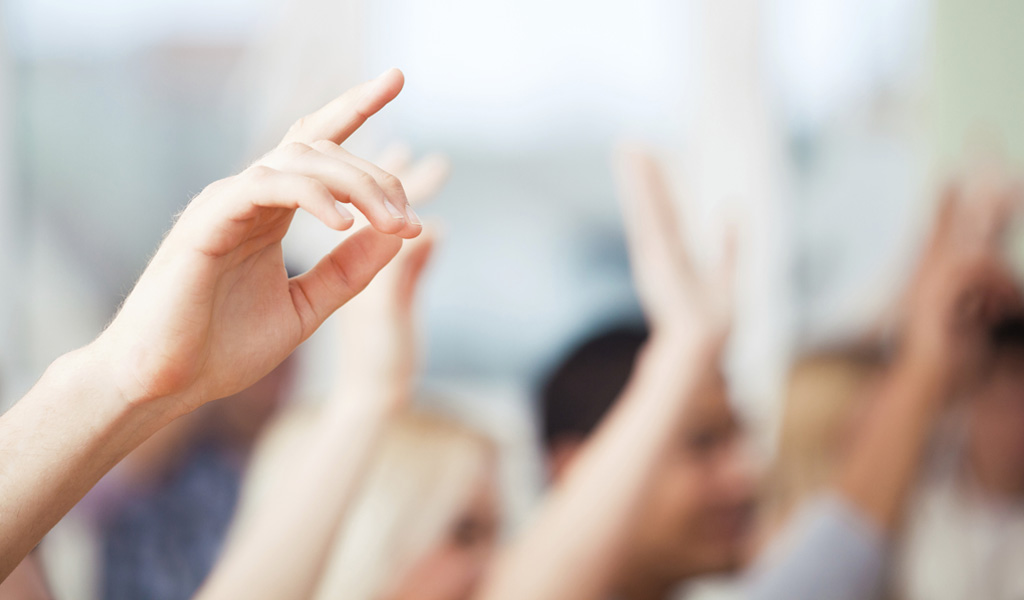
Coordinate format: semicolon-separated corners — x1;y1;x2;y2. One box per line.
744;494;887;600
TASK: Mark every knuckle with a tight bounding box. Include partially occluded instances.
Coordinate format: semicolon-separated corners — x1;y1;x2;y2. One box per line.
199;176;232;197
301;177;331;199
287;116;308;135
354;170;378;190
281;141;313;158
243;164;276;182
380;171;405;195
311;139;337;153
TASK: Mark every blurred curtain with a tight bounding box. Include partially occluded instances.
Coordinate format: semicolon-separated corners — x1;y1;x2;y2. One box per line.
0;6;22;408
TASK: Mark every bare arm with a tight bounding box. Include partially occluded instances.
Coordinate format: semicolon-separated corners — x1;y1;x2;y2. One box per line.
0;69;417;581
476;147;734;600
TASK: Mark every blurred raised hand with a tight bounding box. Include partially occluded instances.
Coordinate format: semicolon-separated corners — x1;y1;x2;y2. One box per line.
614;145;736;347
836;172;1024;536
335;146;450;399
903;175;1024;385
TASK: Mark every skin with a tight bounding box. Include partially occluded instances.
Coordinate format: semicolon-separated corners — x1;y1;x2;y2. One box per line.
966;354;1024;498
389;466;502;600
0;554;50;600
619;386;753;592
0;68;417;582
549;376;754;600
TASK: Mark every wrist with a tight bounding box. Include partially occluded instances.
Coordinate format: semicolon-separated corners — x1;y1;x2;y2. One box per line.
892;341;955;409
640;327;723;390
649;321;726;361
899;327;957;385
72;340;187;418
39;347;155;427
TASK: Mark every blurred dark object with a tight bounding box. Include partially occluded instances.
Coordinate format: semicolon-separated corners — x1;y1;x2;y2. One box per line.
991;315;1024;352
540;326;647;446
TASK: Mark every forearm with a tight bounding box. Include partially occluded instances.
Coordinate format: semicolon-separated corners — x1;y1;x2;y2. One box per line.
198;381;404;600
837;349;949;531
477;333;720;600
0;346;176;580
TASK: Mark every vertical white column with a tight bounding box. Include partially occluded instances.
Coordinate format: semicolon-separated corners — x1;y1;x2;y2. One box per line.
0;7;21;409
683;0;793;433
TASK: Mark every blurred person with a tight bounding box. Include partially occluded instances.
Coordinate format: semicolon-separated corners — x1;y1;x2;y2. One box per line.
746;176;1024;600
237;409;499;600
895;316;1024;600
474;146;754;600
756;346;886;548
0;68;420;582
540;323;756;597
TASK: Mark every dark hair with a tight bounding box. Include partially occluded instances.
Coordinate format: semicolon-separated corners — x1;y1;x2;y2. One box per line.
992;316;1024;355
540;326;648;447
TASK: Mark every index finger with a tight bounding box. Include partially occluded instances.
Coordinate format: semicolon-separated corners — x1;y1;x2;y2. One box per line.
281;68;405;146
614;144;695;279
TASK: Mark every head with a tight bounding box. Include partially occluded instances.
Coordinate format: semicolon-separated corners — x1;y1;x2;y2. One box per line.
541;326;755;589
762;346;886;532
318;411;500;600
235;408;499;600
966;317;1024;498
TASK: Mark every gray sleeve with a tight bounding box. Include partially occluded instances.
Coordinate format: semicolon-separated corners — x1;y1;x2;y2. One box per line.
743;493;887;600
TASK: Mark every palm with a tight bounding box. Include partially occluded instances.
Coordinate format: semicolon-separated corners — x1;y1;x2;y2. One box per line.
198;237;301;401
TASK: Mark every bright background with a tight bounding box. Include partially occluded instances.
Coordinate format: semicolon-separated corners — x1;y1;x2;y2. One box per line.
0;0;941;416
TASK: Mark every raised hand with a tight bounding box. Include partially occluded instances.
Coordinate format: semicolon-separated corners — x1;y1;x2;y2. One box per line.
614;145;735;345
0;69;426;582
903;176;1024;383
93;69;420;413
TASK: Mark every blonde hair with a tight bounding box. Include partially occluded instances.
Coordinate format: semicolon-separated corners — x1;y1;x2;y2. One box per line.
236;407;496;600
761;347;885;531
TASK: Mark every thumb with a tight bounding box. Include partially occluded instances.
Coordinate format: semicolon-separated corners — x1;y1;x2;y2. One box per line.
289;227;403;337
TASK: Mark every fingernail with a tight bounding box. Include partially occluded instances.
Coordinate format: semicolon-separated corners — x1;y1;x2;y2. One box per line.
335;203;354;222
374;68;393;81
405;204;422;226
384;200;406;221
